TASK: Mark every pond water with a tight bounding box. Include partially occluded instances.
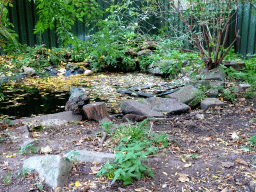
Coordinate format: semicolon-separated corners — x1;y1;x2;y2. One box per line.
0;88;70;118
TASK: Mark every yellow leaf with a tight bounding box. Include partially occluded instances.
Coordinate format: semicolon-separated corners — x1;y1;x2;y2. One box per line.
75;181;82;187
162;172;168;175
6;153;16;158
181;159;186;163
212;175;219;178
32;133;39;138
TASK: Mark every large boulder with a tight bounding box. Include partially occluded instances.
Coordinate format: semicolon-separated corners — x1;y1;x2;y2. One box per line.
65;86;89;114
121;97;190;117
168;85;200;104
23;155;72;188
20;66;36;76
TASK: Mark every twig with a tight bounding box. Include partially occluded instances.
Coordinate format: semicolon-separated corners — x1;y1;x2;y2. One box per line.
98;132;107;148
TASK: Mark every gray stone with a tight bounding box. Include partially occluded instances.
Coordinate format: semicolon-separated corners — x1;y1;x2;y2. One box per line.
23;155;72;188
199;67;226;81
65;63;79;72
222;162;234;168
238;84;251;91
195;114;204;120
11;111;82;125
168;85;199;104
140;97;190;114
21;66;36;76
121;98;190;117
65;149;115;163
121;99;164;117
206;89;219;97
201;98;225;110
65;86;89;114
137;49;153;56
147;67;162;76
223;61;245;70
10;125;35;148
209;80;224;88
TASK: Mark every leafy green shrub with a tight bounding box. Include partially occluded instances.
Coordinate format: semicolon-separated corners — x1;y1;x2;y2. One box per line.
248;135;256;147
3;172;11;185
98;120;170;185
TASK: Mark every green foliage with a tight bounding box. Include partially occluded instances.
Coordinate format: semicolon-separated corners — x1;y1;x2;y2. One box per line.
0;132;7;143
34;181;43;191
0;0;20;53
16;168;33;179
98;120;170;185
18;144;39;155
100;121;114;134
66;150;80;162
190;154;199;159
248;135;256;147
29;0;103;46
218;86;236;101
3;172;11;185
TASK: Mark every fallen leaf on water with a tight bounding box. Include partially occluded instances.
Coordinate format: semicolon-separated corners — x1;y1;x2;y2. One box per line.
177;173;189;183
236;158;249;166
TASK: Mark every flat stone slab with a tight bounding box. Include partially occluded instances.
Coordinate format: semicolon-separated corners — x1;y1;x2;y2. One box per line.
168;85;199;104
223;61;245;70
64;149;115;163
121;98;190;117
140;97;190;114
121;99;164;117
23;155;72;188
11;111;82;125
201;98;225;110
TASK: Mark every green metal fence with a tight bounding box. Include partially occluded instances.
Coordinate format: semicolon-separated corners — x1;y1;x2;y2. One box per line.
6;0;256;56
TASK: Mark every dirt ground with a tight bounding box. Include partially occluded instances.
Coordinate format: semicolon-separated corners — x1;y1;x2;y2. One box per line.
0;98;256;192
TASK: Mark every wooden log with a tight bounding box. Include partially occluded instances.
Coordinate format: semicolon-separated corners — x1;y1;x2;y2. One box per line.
82;102;109;121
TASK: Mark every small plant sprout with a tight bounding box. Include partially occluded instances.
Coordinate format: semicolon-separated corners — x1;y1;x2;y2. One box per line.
3;172;11;185
18;144;39;155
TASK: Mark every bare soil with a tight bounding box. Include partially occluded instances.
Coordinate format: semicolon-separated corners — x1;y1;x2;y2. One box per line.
0;99;256;192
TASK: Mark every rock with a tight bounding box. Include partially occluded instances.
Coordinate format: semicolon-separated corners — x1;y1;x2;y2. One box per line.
65;149;115;163
137;49;153;56
190;80;210;89
238;84;250;91
65;63;79;72
168;85;200;104
11;111;82;125
0;74;7;83
147;66;162;76
84;70;92;76
23;155;72;188
209;80;224;88
99;117;113;124
82;102;110;121
223;61;245;70
162;184;168;189
195;114;204;120
122;114;147;122
11;125;35;148
201;98;225;110
206;89;219;97
44;67;58;76
21;66;36;76
121;98;190;117
65;86;89;114
199;67;226;81
121;99;164;117
222;162;235;168
41;119;68;127
129;83;155;91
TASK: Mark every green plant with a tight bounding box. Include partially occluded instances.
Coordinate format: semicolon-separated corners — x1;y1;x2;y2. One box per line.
98;140;156;185
0;133;7;143
34;181;43;191
98;120;169;185
100;121;114;134
190;154;199;159
18;144;39;155
16;168;33;179
66;150;80;162
248;135;256;147
3;172;11;185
